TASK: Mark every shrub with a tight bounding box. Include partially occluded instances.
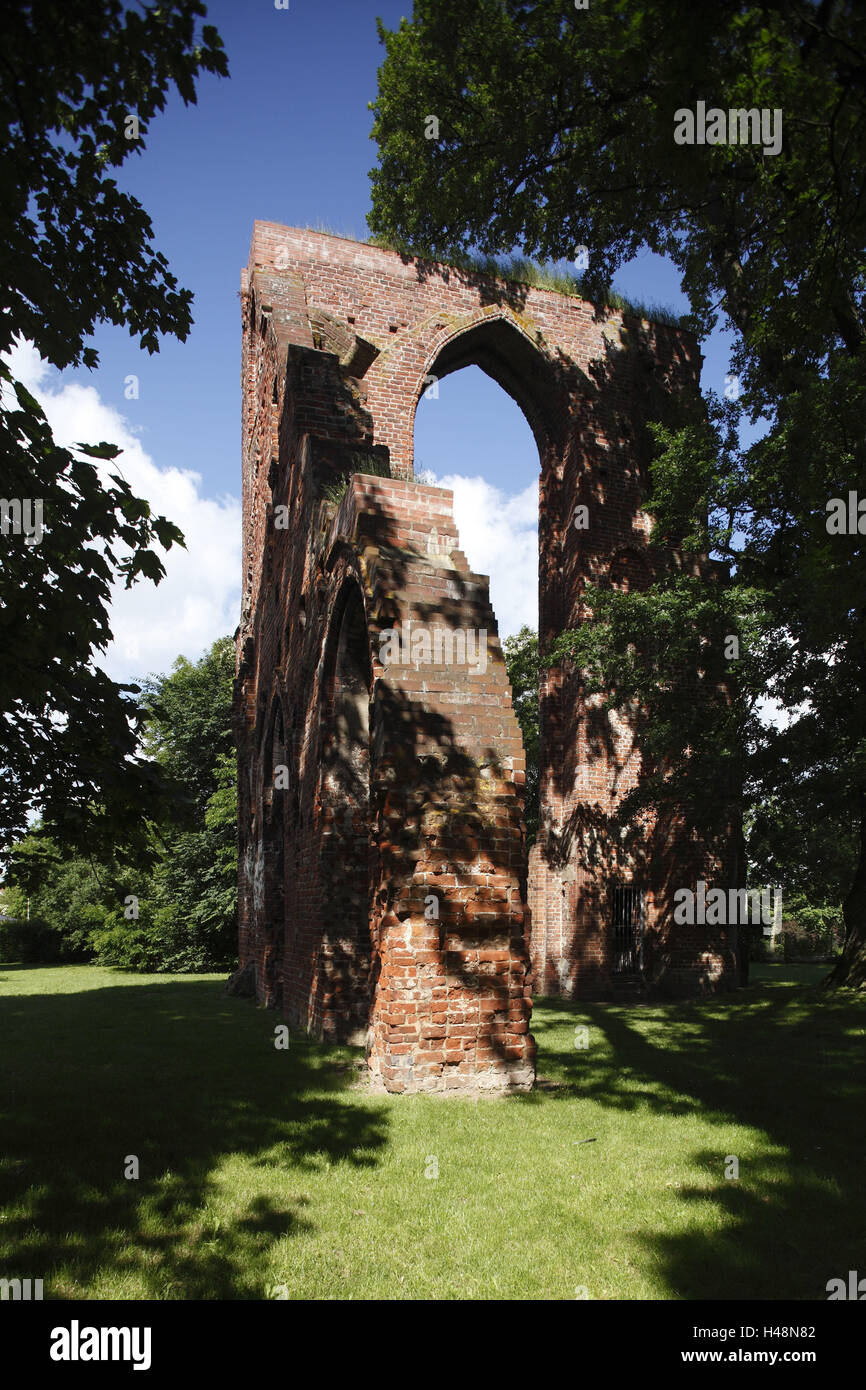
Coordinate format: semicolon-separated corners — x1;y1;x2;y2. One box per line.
781;915;844;962
0;915;80;964
89;921;162;972
749;897;844;962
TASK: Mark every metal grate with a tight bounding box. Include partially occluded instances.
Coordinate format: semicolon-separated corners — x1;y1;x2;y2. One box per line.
612;885;643;973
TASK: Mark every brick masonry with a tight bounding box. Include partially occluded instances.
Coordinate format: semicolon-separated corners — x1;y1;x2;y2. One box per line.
234;223;739;1095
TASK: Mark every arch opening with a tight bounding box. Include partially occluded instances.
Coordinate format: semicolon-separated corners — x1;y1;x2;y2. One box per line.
415;315;559;466
258;700;287;1007
414;348;542;848
317;582;374;1042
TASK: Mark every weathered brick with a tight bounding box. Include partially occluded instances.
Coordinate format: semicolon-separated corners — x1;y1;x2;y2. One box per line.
233;223;738;1099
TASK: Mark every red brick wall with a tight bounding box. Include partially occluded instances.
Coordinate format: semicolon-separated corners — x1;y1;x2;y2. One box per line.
234;224;737;1096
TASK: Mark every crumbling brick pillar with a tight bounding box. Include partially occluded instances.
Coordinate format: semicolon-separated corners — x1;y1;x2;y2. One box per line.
347;477;534;1092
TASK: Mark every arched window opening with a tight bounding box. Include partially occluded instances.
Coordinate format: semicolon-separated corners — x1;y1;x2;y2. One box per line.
413;363;540;637
414;356;541;846
318;585;373;1041
609;548;653;594
258;702;287;1007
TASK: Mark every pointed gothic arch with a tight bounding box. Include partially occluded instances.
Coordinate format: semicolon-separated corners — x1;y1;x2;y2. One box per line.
411;310;560;470
315;579;374;1041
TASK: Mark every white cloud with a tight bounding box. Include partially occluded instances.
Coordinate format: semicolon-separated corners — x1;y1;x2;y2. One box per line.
428;471;538;638
6;341;240;685
7;342;535;679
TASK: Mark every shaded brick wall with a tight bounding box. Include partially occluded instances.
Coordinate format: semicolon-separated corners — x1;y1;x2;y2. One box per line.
234;224;738;1096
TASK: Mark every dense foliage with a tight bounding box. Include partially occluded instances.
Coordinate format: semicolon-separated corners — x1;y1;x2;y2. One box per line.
0;0;227;864
369;0;866;985
502;626;540;847
2;638;238;972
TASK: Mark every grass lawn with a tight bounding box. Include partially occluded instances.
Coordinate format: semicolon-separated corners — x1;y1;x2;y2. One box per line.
0;961;862;1300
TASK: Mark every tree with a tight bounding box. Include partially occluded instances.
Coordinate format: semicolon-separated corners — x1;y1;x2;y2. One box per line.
139;636;236;816
136;638;238;971
1;828;147;962
503;626;540;847
0;0;228;863
748;791;856;912
144;749;238;971
368;0;866;987
5;637;238;972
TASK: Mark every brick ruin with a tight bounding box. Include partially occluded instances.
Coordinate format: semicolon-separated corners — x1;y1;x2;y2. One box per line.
233;223;739;1094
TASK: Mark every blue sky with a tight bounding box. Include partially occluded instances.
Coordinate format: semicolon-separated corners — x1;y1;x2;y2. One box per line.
14;0;744;681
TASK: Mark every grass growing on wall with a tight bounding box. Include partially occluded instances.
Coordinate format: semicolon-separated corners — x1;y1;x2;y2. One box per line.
320;454;391;507
301;223;686;329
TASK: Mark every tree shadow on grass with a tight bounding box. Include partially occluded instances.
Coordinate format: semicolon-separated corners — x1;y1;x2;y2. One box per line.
0;972;389;1299
518;973;866;1299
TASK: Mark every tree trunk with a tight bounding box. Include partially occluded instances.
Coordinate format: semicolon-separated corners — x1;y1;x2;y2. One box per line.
729;815;749;987
825;787;866;990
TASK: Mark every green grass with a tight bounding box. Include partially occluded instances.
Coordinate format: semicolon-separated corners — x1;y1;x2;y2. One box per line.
0;961;862;1300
